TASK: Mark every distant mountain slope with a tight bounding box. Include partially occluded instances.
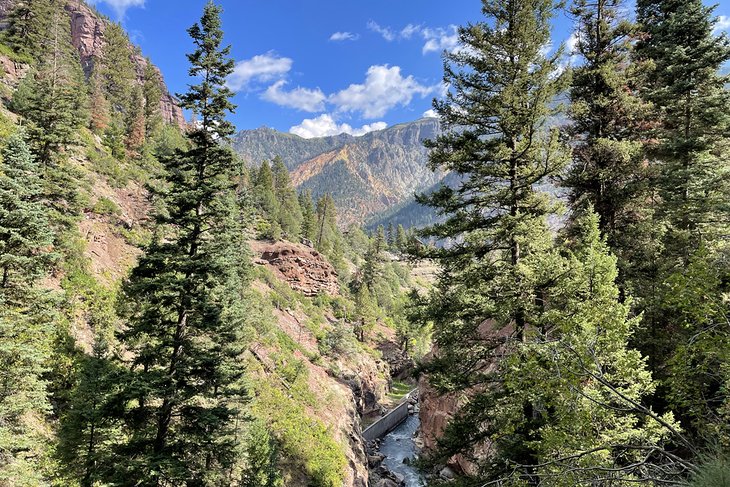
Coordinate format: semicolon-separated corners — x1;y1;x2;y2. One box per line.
232;118;443;226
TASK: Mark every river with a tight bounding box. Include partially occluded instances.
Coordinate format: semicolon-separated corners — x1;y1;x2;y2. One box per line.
378;414;425;486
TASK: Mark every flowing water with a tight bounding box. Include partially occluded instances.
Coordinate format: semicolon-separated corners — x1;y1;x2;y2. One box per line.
378;414;425;486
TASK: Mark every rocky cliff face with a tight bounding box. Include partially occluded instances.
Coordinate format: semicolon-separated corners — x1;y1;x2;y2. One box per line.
251;240;340;297
0;0;185;128
232;119;444;226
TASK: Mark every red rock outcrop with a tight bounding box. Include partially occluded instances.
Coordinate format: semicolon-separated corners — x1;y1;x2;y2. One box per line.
418;319;513;475
251;240;339;297
0;0;185;128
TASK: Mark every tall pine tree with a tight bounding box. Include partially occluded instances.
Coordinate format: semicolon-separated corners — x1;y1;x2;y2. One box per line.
110;3;251;484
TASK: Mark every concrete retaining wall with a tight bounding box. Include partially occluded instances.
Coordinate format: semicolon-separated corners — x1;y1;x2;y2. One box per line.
362;390;416;442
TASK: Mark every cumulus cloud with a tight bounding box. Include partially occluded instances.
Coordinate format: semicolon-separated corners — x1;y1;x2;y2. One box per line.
89;0;144;19
714;15;730;34
329;65;437;119
261;80;326;112
423;109;438;118
329;31;359;41
367;21;396;41
290;114;387;139
227;52;292;92
421;26;459;54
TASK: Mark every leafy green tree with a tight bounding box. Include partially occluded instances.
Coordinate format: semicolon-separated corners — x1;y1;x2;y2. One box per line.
436;211;688;484
109;4;252;484
412;0;600;479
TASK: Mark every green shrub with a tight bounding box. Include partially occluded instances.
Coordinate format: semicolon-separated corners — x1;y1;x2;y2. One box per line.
92;196;121;216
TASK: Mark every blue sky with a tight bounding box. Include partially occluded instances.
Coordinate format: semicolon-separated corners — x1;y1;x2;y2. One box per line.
90;0;730;138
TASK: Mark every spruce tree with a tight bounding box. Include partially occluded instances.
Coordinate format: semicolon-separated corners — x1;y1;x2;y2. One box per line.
0;131;56;295
89;59;111;134
100;23;135;118
633;0;730;449
298;190;317;242
271;156;302;238
142;60;164;137
636;0;730;261
565;0;654;287
3;0;54;62
110;4;251;484
0;132;57;485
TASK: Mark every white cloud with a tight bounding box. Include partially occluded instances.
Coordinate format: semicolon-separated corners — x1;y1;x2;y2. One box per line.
400;24;422;39
423;109;438;118
421;26;459;54
290;114;387;139
367;20;396;41
367;21;460;55
261;80;326;112
714;15;730;34
227;52;292;92
330;65;437;119
329;31;359;41
89;0;145;19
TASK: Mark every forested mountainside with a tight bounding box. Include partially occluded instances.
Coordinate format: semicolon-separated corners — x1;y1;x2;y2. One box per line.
233;119;443;226
0;1;428;485
2;0;730;485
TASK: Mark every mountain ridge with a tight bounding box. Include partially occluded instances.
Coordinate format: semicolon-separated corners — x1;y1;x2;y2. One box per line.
233;118;443;226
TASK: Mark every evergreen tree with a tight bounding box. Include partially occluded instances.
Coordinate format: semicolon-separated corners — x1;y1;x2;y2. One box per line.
0;131;56;295
633;0;730;449
3;0;54;61
635;0;730;261
435;211;688;484
125;85;146;154
315;193;338;252
58;340;124;487
565;0;654;286
395;224;408;253
241;421;283;487
271;156;302;238
109;4;251;484
414;0;572;479
386;222;395;248
253;160;281;239
89;59;111;134
0;132;57;485
100;23;135;118
374;225;387;253
11;4;87;170
142;60;163;137
298;190;317;242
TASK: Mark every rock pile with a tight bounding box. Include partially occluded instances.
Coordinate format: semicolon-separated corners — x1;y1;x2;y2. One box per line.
254;240;339;297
